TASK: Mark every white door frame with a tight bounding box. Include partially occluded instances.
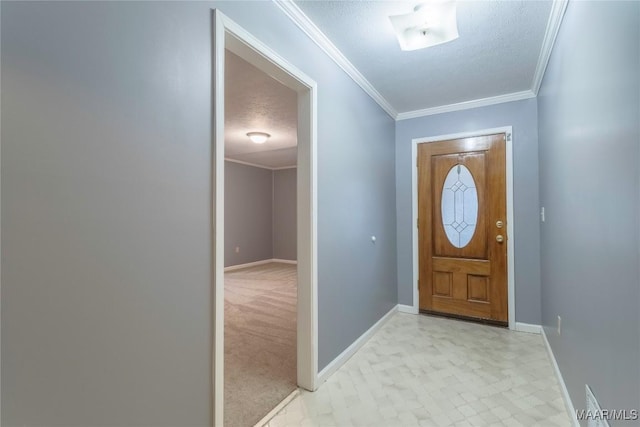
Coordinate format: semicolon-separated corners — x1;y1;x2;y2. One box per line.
410;126;516;329
212;10;318;426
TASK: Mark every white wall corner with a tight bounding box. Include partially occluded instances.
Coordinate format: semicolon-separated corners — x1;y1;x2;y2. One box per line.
531;0;569;94
541;327;580;427
272;0;397;119
316;305;398;385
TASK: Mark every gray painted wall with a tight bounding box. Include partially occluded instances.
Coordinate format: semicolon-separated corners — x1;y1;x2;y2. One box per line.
395;99;542;324
224;162;296;266
538;0;640;420
224;161;273;267
273;168;297;261
2;3;212;426
1;1;397;425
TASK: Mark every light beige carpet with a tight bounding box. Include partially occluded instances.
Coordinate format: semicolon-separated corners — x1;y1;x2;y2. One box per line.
224;262;297;427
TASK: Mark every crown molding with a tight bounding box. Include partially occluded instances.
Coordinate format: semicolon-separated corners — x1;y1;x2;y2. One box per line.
274;0;566;121
531;0;569;94
225;157;295;171
273;0;398;119
396;90;536;120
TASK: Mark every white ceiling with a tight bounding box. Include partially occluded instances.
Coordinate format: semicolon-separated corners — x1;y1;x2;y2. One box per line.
225;1;557;167
225;50;298;169
289;0;554;116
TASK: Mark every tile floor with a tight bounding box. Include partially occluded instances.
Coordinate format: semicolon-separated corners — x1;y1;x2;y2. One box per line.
267;313;572;427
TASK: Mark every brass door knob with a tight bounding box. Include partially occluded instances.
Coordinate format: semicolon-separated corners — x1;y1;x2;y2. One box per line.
496;220;504;228
496;235;504;243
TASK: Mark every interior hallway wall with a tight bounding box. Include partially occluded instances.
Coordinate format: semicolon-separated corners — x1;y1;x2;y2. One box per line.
224;162;296;266
395;98;542;324
273;168;297;261
1;2;397;425
2;3;213;426
537;0;640;418
224;161;273;266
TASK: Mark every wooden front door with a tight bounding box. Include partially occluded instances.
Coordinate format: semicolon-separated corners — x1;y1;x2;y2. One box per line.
418;133;508;323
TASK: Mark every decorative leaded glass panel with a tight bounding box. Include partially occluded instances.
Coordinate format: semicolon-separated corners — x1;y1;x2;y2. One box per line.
441;164;478;248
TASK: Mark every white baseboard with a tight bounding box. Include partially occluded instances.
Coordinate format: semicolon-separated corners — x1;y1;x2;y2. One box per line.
224;258;297;272
541;327;579;427
317;305;398;385
272;258;298;265
224;259;273;272
398;304;419;314
253;388;300;427
515;322;542;334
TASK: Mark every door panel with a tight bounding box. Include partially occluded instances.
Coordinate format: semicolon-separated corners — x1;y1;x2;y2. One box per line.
432;153;487;258
418;134;508;323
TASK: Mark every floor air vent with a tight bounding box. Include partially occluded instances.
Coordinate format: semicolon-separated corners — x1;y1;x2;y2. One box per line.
585;385;609;427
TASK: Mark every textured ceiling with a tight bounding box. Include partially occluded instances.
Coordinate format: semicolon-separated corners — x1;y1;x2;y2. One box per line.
225;50;297;169
225;1;552;159
293;0;553;113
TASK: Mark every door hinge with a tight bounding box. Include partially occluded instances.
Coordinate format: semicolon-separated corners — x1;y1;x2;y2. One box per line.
506;133;511;142
417;217;419;228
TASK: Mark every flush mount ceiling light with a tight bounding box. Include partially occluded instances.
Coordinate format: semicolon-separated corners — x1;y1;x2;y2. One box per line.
246;132;271;144
389;0;459;51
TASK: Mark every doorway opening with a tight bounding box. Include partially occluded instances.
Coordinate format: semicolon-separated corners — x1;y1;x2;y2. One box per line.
212;10;318;426
411;127;516;329
223;49;299;426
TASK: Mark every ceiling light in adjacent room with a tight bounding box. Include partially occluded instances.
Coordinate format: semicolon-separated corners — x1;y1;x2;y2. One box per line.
246;132;271;144
389;1;459;51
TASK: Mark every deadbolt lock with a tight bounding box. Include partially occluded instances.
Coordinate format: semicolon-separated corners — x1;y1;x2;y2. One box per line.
496;235;504;243
496;220;504;228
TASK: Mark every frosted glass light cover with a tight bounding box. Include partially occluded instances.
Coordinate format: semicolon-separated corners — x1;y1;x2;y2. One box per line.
441;164;477;248
389;0;459;51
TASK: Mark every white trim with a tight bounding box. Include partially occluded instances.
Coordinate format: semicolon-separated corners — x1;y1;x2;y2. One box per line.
221;9;319;391
411;139;420;317
272;258;298;265
225;157;297;171
295;65;319;393
316;306;398;385
212;12;225;427
273;0;397;119
397;91;535;121
505;129;516;330
213;10;319;424
253;389;300;427
398;304;419;314
541;327;579;427
531;0;569;94
514;322;542;334
223;259;273;272
411;127;516;329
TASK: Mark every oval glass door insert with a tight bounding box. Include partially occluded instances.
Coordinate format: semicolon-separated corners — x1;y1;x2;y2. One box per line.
441;164;478;248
